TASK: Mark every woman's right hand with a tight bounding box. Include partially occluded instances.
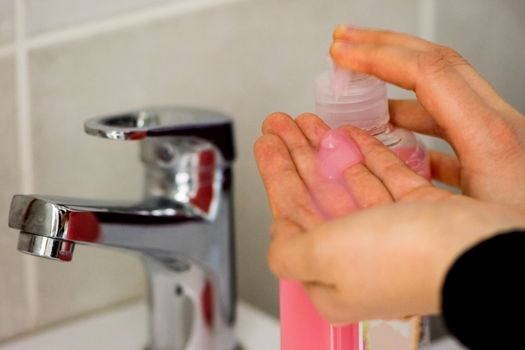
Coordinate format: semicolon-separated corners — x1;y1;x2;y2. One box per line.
330;26;525;211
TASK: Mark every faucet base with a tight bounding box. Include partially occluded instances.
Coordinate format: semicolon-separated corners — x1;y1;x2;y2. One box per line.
144;256;237;350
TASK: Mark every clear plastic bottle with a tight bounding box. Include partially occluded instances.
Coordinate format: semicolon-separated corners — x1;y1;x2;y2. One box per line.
278;66;431;350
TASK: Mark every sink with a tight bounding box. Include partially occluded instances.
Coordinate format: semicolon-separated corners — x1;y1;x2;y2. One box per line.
0;300;464;350
0;301;279;350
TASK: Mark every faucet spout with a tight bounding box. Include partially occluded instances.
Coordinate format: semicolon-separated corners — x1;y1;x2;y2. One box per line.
9;194;218;260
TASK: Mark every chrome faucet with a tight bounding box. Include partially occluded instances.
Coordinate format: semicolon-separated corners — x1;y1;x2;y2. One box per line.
8;107;239;350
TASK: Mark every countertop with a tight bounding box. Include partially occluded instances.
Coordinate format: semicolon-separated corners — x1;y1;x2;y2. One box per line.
0;300;464;349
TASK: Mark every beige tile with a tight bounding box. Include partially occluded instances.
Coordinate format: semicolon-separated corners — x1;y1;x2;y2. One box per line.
34;248;145;326
435;0;525;113
28;0;420;320
0;0;14;45
28;29;149;326
25;0;177;35
0;57;32;340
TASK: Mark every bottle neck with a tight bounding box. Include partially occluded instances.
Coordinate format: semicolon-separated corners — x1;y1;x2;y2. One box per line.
368;123;389;136
374;123;403;148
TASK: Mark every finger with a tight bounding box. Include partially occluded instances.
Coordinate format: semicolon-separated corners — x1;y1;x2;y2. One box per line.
342;163;394;208
334;25;434;52
295;115;393;209
389;99;441;137
254;134;321;227
429;150;461;188
341;126;431;201
330;41;496;152
333;27;509;110
262;114;316;178
295;113;331;148
263;113;358;218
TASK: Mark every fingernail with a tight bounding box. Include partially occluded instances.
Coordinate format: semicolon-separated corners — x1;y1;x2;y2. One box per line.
317;129;362;180
333;24;358;39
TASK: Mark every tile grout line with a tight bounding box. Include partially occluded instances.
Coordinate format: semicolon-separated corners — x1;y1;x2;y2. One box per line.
418;0;436;41
1;0;245;56
14;0;38;329
25;0;246;50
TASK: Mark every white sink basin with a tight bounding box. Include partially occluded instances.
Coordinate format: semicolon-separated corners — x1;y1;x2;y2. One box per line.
0;300;464;350
0;300;279;350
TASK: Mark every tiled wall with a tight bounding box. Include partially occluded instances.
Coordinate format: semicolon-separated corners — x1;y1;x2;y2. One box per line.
0;56;33;340
24;0;173;34
0;0;523;342
0;0;13;45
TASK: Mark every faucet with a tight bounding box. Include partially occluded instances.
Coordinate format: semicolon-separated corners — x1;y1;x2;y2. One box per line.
7;107;239;350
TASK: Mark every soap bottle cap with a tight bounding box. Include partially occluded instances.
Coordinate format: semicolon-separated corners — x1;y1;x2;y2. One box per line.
315;65;389;133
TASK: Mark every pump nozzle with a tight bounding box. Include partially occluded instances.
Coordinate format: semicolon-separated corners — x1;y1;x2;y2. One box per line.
315;65;389;133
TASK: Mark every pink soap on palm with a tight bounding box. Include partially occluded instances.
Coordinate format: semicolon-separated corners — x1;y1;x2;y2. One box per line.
317;129;363;181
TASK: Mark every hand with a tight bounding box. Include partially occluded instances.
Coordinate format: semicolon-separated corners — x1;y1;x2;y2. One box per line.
254;113;525;323
331;26;525;211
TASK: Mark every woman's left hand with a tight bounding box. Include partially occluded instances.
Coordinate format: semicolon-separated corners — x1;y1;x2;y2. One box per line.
254;113;525;323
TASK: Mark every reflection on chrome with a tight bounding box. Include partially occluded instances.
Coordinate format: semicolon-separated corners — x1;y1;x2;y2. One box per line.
8;107;239;350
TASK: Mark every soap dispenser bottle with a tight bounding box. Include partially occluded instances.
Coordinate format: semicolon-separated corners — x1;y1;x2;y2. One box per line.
279;66;430;350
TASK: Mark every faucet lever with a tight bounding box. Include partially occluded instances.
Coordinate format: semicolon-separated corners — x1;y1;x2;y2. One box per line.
84;106;235;161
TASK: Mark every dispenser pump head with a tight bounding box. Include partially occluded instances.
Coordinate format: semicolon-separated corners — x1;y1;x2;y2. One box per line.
315;65;390;133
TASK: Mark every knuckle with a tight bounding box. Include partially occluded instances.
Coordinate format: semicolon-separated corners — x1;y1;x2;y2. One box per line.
435;46;470;67
486;117;523;152
417;47;470;78
382;158;409;174
359;193;388;208
352;55;373;73
344;163;369;182
417;51;450;76
372;144;397;160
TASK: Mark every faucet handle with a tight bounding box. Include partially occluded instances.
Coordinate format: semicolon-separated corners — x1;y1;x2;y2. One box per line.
84;106;235;161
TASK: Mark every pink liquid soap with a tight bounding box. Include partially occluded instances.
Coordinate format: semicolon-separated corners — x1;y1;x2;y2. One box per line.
317;129;363;181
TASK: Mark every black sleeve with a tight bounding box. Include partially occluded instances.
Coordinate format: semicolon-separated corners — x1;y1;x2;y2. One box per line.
441;230;525;349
